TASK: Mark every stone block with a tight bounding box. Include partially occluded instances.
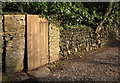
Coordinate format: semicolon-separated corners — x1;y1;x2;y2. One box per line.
49;23;60;63
4;15;25;73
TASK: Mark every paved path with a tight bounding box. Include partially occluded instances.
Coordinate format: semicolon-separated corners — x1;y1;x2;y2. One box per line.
5;47;120;82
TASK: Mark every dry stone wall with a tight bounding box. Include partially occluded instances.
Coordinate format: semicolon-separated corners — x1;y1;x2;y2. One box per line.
49;23;60;63
60;26;119;57
4;15;25;73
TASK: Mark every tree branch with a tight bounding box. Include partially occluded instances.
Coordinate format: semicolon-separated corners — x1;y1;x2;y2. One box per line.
95;2;113;35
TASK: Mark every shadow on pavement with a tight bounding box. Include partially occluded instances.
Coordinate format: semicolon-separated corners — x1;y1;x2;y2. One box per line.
18;78;40;83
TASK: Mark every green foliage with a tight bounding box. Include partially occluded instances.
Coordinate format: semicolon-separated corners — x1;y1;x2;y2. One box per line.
2;2;120;29
106;2;120;27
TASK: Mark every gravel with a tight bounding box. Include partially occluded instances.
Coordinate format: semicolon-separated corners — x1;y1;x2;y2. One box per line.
5;47;119;82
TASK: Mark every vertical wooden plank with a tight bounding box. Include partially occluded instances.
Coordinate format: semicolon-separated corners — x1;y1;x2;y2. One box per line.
34;15;37;68
45;22;48;61
43;22;45;63
39;22;42;66
27;14;32;69
38;23;41;65
36;15;40;68
46;22;48;59
31;15;39;69
32;15;35;69
30;15;34;69
36;15;40;67
41;22;44;65
44;22;46;64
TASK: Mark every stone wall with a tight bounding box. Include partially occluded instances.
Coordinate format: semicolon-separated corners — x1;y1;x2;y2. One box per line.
60;26;119;57
49;23;60;63
4;15;25;73
1;14;119;73
0;15;3;82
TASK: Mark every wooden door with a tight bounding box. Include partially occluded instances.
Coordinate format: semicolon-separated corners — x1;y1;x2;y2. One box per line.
27;14;48;70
